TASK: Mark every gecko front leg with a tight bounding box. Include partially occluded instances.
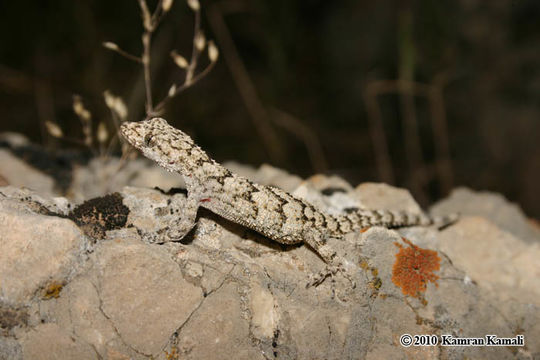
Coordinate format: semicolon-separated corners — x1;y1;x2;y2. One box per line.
165;193;201;241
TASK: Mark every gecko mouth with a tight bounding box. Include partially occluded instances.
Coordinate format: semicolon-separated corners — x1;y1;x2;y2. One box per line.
119;122;132;137
120;121;144;148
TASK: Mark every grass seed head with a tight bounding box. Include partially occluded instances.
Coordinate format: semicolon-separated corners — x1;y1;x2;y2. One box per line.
187;0;200;12
208;41;219;62
162;0;174;12
171;50;189;68
195;31;206;51
45;121;63;138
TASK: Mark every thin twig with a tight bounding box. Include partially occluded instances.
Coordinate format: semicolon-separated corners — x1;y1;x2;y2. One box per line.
270;108;328;173
33;77;56;149
396;7;429;204
154;60;217;115
153;6;214;115
141;32;153;115
150;0;165;25
363;77;454;198
114;143;137;175
138;0;157;116
207;3;285;164
103;44;142;64
399;83;427;204
362;84;395;185
106;0;217;120
186;9;202;84
429;72;453;193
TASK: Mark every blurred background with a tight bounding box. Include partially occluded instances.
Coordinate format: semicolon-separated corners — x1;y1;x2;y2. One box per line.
0;0;538;217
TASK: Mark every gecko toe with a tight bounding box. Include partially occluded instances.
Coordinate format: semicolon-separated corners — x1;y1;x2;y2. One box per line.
306;263;356;289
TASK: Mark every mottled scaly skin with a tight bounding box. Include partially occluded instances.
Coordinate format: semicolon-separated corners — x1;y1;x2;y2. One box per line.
121;118;456;272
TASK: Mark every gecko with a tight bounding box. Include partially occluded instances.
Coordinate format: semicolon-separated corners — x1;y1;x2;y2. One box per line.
120;118;457;285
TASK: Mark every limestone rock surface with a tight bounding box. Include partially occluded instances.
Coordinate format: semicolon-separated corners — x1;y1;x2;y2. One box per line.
0;158;538;360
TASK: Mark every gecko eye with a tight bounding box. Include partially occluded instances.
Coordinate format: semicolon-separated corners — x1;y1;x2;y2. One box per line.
144;134;154;147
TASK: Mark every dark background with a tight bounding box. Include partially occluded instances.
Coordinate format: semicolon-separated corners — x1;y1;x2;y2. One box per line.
0;0;539;218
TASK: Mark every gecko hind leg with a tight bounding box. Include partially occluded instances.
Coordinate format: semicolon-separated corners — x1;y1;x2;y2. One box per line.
303;231;356;288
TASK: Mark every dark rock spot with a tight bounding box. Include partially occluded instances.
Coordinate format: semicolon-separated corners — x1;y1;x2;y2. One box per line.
321;187;347;196
0;306;28;332
69;192;129;240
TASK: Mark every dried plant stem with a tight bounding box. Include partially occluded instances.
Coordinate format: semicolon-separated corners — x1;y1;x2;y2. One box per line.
363;78;454;197
104;0;219;145
397;8;428;204
208;4;285;164
153;6;218;115
112;144;137;176
429;73;453;193
34;78;55;148
186;9;202;84
150;0;165;25
399;84;427;204
104;45;142;64
270;108;328;173
154;61;216;114
139;0;170;116
101;112;120;159
142;32;154;115
362;85;395;185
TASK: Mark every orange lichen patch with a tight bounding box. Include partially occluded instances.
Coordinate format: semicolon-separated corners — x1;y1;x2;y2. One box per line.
358;258;383;297
391;237;441;298
43;282;64;299
360;227;371;233
359;260;370;270
368;277;382;292
165;346;179;360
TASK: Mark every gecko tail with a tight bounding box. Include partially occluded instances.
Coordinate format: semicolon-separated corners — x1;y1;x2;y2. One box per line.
348;209;459;230
430;212;460;229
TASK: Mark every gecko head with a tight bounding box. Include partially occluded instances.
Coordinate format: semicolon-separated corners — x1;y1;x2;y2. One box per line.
120;117;205;173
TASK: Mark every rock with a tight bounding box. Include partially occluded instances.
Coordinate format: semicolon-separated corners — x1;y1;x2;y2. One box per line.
0;174;8;187
48;277;142;359
437;216;540;306
224;162;304;193
359;227;527;360
353;182;424;214
96;236;203;356
70;157;182;202
19;323;96;360
176;282;264;360
292;181;358;216
0;186;73;215
292;175;359;216
253;164;303;192
222;161;259;181
431;187;540;243
0;194;89;306
1;169;538;359
249;282;279;339
305;173;354;193
0;337;22;360
0;132;31;147
0;149;56;196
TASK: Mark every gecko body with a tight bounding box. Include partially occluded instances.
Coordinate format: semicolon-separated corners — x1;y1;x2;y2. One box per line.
121;118;456;280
